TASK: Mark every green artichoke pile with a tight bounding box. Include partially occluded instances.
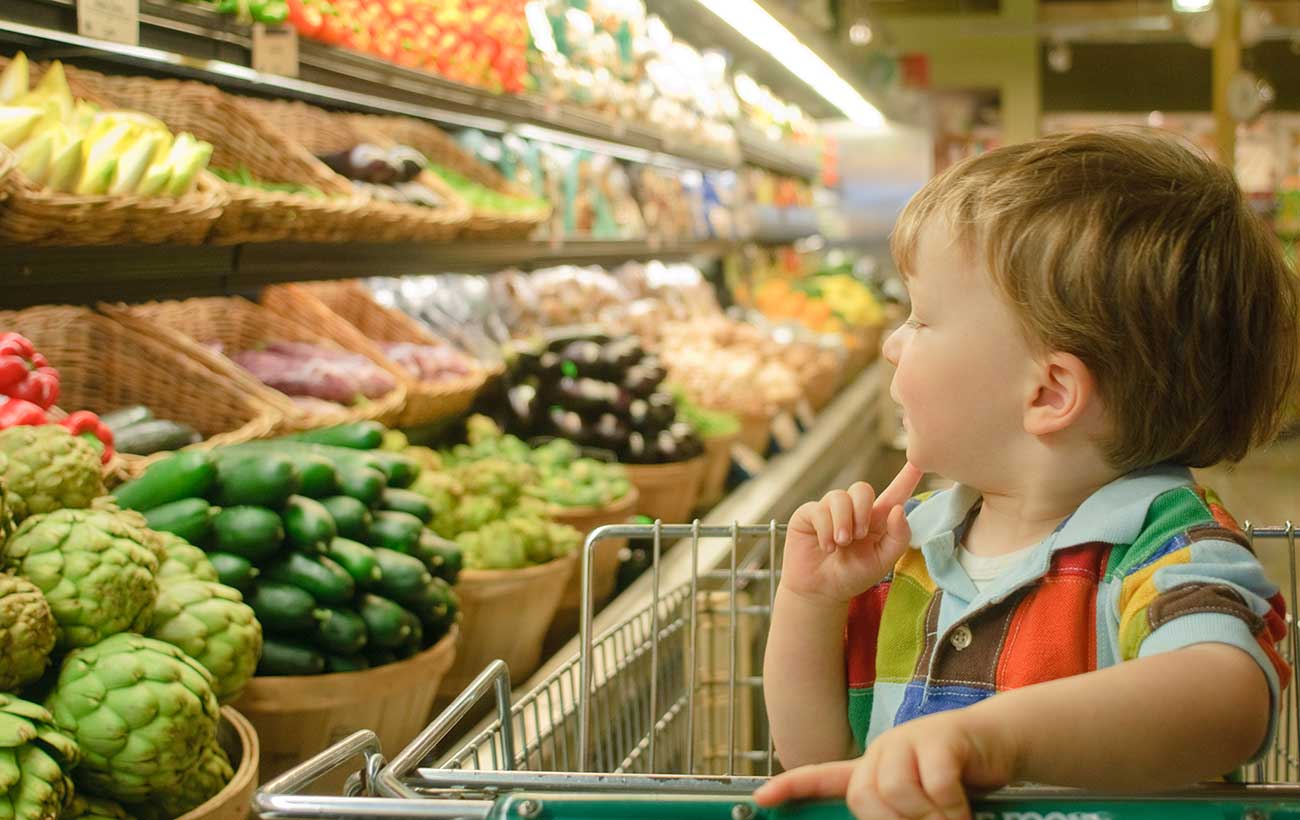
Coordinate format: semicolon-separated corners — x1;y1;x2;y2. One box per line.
0;693;80;820
0;427;259;819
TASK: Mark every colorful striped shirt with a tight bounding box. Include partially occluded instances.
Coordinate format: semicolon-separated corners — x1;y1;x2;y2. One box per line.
846;464;1290;759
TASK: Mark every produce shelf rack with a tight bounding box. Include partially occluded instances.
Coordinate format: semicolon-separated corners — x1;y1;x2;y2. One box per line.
0;239;737;307
0;1;819;179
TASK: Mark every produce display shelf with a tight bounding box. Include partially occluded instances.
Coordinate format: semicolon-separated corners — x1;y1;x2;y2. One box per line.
0;239;738;307
0;1;774;174
737;123;822;181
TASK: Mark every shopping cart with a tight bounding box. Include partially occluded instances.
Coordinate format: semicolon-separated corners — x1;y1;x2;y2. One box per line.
253;521;1300;820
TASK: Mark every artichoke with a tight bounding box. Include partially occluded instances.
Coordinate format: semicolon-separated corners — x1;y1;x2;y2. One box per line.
61;795;135;820
2;509;159;650
147;579;261;703
151;535;217;584
0;573;57;692
0;427;103;522
0;454;16;546
127;737;230;820
45;633;219;803
0;693;80;820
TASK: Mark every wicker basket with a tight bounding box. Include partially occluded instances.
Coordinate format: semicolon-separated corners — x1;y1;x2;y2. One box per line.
64;69;371;245
350;113;551;240
0;306;281;477
261;281;486;428
0;59;227;247
241;98;469;242
185;707;260;820
100;297;407;432
0;145;14;206
624;456;707;523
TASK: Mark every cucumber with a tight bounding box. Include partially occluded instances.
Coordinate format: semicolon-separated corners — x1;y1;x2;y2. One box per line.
365;511;424;554
413;530;462;585
100;405;153;432
212;506;285;563
326;537;382;588
219;441;387;505
325;653;371;674
213;452;300;508
292;454;338;498
380;488;433;524
320;496;372;542
208;552;259;593
290;422;385;451
144;498;217;546
114;420;202;456
312;607;368;655
264;552;355;606
366;450;419;488
371;548;433;602
366;648;400;667
357;594;412;649
336;466;386;506
249;582;319;634
400;609;423;653
282;495;337;552
257;637;325;676
403;576;457;635
113;451;216;511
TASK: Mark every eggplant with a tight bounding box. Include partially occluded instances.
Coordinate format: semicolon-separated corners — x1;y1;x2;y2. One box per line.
670;422;705;459
555;377;631;418
392;181;443;208
655;429;685;463
622;365;661;398
645;392;677;429
593;413;630;452
507;384;540;432
386;144;427;182
600;337;643;371
545;329;611;353
319;144;400;184
512;347;543;379
628;398;664;435
622;431;653;464
548;407;589;443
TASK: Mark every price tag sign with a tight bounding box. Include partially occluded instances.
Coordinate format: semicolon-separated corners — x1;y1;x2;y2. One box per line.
730;443;766;476
77;0;139;46
252;24;299;78
772;412;800;452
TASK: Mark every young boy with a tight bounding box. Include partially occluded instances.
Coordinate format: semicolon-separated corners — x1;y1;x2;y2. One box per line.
755;129;1300;820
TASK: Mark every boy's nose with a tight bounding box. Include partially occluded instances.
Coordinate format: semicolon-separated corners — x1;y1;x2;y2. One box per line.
882;326;903;367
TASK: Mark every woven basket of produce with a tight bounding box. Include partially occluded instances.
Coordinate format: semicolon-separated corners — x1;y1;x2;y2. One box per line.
100;297;407;431
261;281;487;428
624;456;707;524
0;56;227;246
354;113;550;240
0;305;280;478
183;706;259;820
63;68;371;244
241;98;469;242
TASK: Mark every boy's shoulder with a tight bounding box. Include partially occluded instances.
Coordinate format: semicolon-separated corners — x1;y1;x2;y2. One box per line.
1103;482;1250;580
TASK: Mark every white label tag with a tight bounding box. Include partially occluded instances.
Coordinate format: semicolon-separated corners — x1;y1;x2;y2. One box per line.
795;398;816;429
772;412;800;451
730;443;766;475
252;24;299;77
77;0;139;46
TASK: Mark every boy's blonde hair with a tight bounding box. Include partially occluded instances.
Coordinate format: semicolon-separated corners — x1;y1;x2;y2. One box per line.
892;128;1300;470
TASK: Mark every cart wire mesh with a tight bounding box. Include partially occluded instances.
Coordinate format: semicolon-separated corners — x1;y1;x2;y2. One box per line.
253;519;1300;818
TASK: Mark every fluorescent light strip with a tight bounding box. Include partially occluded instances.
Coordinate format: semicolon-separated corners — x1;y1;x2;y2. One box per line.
691;0;886;129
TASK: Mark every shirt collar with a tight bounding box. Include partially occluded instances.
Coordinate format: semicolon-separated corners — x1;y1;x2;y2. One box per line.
909;463;1195;602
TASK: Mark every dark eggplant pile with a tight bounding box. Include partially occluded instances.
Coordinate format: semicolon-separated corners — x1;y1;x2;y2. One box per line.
475;330;704;464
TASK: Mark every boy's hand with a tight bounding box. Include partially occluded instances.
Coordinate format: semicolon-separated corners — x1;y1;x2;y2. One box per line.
753;709;1017;820
781;463;924;605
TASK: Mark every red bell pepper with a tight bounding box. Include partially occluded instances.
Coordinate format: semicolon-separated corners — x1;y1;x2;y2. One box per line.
0;397;50;429
0;333;60;410
59;411;115;465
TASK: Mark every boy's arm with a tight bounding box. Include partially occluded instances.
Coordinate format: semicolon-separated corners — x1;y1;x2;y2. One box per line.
762;588;857;768
976;641;1270;791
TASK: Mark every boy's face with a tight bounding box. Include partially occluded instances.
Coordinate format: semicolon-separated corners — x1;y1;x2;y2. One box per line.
882;220;1041;488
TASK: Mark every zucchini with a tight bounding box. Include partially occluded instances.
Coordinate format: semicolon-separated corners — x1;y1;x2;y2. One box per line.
249;582;319;634
336;466;386;506
208;551;259;593
404;576;457;635
290;422;385;451
264;552;355;606
325;653;371;674
212;506;285;563
257;637;325;676
219;441;387;505
144;498;217;546
114;420;202;456
100;405;154;432
312;607;368;655
282;495;337;552
320;496;372;542
365;511;424;554
291;453;338;498
366;450;419;488
213;452;300;508
112;451;216;511
326;537;382;588
413;530;462;585
371;547;433;602
357;594;412;649
380;488;433;524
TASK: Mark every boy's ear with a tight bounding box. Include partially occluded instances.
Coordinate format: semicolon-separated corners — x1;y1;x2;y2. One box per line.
1025;352;1098;436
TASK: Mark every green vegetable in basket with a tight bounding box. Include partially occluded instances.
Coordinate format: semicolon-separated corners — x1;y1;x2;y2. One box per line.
211;163;326;198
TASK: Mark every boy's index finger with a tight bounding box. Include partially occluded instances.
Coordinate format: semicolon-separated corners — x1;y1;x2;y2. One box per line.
874;462;924;511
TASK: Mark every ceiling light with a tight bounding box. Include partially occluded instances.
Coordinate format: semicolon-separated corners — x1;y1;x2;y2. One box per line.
690;0;886;129
849;22;874;46
1172;0;1213;14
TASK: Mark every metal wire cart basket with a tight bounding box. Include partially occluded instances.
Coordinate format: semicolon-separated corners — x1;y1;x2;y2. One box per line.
254;521;1300;820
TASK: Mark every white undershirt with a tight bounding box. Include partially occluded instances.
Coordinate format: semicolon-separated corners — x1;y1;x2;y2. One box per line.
957;544;1038;594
